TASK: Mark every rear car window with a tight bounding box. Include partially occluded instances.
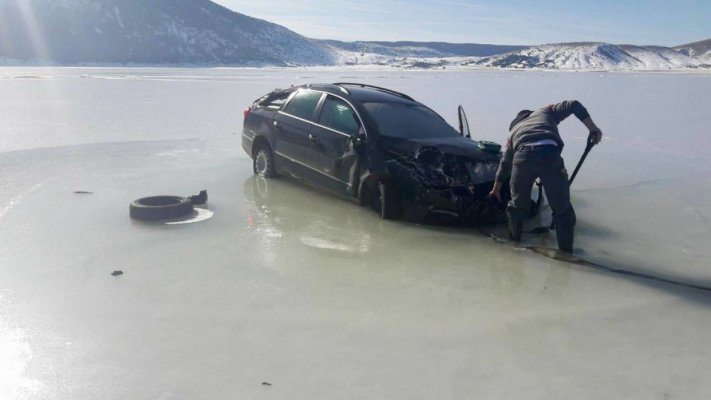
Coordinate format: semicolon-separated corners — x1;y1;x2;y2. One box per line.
318;96;360;135
283;90;323;121
363;102;459;139
260;92;291;110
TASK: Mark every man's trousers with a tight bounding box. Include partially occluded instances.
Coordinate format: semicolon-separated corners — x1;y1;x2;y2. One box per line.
506;145;577;252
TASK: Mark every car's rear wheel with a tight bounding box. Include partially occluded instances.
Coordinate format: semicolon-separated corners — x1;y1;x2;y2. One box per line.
377;180;402;220
253;144;277;178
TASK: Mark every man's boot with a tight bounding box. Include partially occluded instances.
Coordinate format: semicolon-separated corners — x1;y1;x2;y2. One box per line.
555;221;574;253
506;207;524;242
553;207;576;253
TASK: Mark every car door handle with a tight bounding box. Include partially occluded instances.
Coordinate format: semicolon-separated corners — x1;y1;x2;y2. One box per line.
308;134;320;143
273;121;281;129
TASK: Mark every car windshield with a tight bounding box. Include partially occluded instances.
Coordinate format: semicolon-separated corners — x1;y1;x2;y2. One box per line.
363;102;459;139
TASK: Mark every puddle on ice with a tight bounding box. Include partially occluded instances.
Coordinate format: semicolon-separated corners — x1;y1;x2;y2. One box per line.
299;236;354;252
164;208;214;225
574;178;711;283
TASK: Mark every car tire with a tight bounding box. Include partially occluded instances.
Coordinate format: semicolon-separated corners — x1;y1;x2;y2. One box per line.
253;144;277;178
378;180;402;220
130;196;194;221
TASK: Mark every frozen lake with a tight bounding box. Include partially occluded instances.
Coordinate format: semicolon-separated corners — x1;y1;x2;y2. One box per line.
1;67;711;399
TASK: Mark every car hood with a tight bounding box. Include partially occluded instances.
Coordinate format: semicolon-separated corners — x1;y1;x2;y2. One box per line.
378;135;500;162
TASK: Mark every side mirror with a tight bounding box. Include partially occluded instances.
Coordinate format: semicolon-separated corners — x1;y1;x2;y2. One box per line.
355;127;367;145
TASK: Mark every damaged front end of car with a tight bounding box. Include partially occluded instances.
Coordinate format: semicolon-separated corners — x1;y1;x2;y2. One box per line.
384;145;510;225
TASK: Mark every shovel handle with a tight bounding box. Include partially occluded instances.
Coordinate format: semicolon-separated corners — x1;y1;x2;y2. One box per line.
568;132;599;185
548;131;599;230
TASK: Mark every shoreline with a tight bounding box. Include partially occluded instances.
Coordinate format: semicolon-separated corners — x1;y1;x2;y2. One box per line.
1;64;711;75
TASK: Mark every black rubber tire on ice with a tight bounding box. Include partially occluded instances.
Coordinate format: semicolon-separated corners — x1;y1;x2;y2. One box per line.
378;180;402;220
253;144;277;178
129;196;194;221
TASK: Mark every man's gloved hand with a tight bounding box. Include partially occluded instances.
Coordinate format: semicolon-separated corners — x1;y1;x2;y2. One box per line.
488;182;503;202
588;129;603;145
582;117;602;145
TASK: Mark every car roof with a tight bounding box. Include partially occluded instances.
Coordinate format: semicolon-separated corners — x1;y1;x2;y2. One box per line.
296;83;418;105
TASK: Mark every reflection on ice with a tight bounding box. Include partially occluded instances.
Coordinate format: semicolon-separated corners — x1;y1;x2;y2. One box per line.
0;326;42;398
244;176;374;256
300;236;366;253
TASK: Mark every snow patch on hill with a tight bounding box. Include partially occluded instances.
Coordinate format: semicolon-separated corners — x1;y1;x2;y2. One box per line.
675;39;711;65
679;48;711;64
464;43;703;70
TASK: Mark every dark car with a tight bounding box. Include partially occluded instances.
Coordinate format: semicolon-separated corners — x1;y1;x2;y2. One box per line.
241;83;515;225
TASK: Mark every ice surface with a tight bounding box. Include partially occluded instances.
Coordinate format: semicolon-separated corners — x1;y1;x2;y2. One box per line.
1;67;711;399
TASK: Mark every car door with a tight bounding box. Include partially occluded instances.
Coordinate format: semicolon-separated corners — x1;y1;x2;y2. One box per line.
308;94;362;196
458;105;471;138
273;89;325;183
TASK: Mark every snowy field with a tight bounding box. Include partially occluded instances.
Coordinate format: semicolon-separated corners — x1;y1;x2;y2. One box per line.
1;67;711;399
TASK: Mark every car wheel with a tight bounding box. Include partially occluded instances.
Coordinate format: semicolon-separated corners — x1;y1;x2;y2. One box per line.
130;196;194;221
253;144;277;178
378;180;402;220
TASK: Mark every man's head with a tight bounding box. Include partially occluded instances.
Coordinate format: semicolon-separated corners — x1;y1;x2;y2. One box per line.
509;109;532;131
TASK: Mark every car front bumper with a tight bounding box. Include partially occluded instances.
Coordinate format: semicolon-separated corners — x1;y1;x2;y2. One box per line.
402;183;508;226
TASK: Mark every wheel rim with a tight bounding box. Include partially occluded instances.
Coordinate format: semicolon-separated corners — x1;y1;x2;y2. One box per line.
255;149;269;175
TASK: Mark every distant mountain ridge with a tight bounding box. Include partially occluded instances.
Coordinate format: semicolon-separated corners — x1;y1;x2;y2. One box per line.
319;40;527;58
318;40;527;66
0;0;708;70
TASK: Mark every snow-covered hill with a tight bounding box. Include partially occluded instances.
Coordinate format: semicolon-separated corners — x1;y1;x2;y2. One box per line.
0;0;335;66
461;43;707;70
674;39;711;64
321;41;450;66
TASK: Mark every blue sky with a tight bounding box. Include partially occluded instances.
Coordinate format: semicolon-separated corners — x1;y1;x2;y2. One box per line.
212;0;709;46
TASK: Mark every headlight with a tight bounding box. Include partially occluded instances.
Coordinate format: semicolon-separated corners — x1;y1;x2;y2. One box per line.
466;161;499;184
410;147;450;187
415;147;443;164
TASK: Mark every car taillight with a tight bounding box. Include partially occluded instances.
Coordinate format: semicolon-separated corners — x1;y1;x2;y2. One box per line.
243;106;251;120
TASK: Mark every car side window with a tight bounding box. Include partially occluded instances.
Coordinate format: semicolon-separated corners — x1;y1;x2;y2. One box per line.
283;90;323;121
318;96;360;135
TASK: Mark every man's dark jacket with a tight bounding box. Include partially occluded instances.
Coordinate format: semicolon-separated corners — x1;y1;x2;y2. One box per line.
494;100;590;183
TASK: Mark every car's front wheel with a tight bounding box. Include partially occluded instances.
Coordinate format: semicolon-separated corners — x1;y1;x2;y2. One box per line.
377;180;402;220
253;144;277;178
